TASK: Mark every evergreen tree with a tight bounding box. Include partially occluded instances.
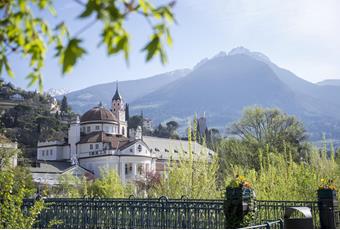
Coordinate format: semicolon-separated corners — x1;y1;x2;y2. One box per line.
60;96;68;114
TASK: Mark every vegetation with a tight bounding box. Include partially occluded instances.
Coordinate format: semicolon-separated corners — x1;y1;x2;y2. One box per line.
221;107;310;170
128;114;180;139
0;84;70;158
48;169;133;198
0;146;44;228
0;0;175;90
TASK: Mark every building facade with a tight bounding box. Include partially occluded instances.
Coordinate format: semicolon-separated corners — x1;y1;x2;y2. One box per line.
33;84;214;185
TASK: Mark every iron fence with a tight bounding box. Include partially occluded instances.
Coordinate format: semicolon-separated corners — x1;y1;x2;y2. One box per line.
254;200;320;228
19;197;322;229
242;219;283;229
28;197;225;229
335;210;340;228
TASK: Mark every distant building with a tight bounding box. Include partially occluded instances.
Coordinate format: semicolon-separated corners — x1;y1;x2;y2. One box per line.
9;93;24;101
33;83;214;185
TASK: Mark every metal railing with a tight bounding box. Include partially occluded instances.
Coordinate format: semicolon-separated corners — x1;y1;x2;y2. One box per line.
254;200;319;228
243;219;283;229
29;197;225;229
335;210;340;228
19;197;322;229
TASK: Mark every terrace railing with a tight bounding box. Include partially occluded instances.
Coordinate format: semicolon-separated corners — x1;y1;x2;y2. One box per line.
19;197;324;229
28;197;225;229
254;200;320;228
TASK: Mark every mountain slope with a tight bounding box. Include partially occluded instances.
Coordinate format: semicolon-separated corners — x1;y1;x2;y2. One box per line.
63;69;190;113
317;79;340;86
131;54;303;124
130;50;340;140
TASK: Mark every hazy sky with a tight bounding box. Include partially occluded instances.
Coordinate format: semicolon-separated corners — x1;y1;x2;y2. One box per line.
4;0;340;92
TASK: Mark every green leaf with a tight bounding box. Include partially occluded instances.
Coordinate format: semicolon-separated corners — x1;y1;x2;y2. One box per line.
61;38;86;74
79;0;96;18
142;35;160;61
3;56;14;78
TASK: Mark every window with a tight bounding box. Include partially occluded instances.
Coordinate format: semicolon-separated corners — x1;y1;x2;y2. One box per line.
95;125;100;130
95;144;99;149
122;127;125;135
137;164;143;175
50;149;53;155
90;144;93;150
130;148;133;153
87;126;90;132
137;145;142;152
42;150;45;156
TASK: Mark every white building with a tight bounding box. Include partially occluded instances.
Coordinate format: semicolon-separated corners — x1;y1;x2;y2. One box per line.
32;84;214;185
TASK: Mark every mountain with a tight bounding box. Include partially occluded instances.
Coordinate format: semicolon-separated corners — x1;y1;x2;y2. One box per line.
129;48;340;140
64;47;340;140
317;79;340;87
63;69;190;113
46;88;70;97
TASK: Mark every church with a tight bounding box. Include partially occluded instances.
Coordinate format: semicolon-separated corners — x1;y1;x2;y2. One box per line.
31;84;214;185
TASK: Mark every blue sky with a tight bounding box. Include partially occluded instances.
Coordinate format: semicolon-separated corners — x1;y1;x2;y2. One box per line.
4;0;340;92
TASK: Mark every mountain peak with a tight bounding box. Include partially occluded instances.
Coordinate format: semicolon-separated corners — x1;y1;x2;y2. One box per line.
228;46;271;64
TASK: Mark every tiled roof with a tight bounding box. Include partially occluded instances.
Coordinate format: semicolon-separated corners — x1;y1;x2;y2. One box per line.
78;132;131;150
29;161;74;173
142;136;214;160
80;106;117;123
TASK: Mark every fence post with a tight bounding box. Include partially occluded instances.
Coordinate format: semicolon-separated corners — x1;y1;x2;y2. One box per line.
223;187;255;228
317;189;338;229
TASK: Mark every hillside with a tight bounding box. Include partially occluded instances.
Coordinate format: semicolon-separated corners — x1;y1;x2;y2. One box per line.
0;81;70;158
63;69;190;113
317;79;340;87
64;48;340;140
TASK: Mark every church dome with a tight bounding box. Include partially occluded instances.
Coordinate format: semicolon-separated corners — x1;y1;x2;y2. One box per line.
80;106;117;123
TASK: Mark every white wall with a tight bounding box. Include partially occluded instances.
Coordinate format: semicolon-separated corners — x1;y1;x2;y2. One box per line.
80;123;119;135
37;146;65;161
120;142;150;157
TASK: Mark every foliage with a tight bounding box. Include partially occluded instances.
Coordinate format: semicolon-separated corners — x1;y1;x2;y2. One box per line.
150;126;221;199
1;85;69;157
152;121;179;139
51;169;130;198
135;171;161;198
226;145;339;201
60;95;69;114
127;115;143;130
229;106;307;162
227;175;252;189
0;147;44;228
319;178;336;191
90;169;125;198
0;0;175;90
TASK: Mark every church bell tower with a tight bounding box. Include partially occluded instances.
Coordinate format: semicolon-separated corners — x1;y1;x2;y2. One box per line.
112;82;127;136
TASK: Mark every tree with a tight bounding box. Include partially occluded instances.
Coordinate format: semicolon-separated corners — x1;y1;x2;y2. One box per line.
0;0;175;90
229;106;307;160
0;147;44;228
127;115;143;130
166;120;179;138
60;95;68;114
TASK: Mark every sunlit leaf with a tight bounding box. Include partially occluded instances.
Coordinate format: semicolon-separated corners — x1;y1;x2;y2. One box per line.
61;38;86;74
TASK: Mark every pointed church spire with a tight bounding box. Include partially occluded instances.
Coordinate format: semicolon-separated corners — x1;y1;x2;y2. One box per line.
112;81;122;101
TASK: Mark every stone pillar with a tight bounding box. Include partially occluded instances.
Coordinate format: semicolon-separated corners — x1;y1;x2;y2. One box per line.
120;162;125;183
224;187;255;228
318;189;338;229
132;163;137;179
